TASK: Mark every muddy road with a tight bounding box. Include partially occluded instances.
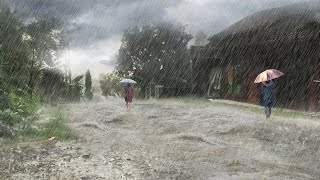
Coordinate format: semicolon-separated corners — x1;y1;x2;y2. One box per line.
1;97;320;179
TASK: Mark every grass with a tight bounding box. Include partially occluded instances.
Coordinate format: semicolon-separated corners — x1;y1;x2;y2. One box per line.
160;96;316;120
19;106;75;141
1;106;73;145
213;100;313;119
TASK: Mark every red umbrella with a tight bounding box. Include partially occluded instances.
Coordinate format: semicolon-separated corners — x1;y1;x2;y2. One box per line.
254;69;284;83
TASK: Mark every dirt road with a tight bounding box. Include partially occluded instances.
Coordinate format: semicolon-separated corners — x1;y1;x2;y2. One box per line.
2;97;320;179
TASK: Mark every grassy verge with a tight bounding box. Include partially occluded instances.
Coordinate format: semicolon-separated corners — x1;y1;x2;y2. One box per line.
21;106;75;141
0;105;76;145
212;100;314;119
160;97;316;120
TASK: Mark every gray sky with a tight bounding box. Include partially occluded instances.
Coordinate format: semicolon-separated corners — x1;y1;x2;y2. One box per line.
6;0;310;78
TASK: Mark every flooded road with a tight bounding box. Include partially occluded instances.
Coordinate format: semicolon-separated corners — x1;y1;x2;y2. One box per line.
2;97;320;179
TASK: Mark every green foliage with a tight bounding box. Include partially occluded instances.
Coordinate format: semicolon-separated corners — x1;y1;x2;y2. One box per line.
116;22;193;96
0;89;39;137
85;70;93;100
194;31;208;46
42;110;73;140
0;89;11;110
39;68;64;104
70;75;84;102
0;3;73;138
24;16;67;67
22;107;74;141
99;71;123;97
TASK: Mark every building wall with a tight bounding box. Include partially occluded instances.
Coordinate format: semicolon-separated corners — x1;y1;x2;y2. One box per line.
308;70;320;112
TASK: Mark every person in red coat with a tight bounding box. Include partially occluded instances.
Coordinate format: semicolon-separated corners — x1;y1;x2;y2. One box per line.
124;83;133;109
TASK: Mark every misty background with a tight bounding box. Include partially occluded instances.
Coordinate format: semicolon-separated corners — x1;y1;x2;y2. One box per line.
4;0;310;78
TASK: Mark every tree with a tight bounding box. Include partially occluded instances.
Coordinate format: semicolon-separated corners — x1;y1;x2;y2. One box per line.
116;22;192;96
0;3;71;136
39;68;65;105
24;17;67;94
194;31;208;46
99;71;123;97
85;70;93;100
70;75;84;102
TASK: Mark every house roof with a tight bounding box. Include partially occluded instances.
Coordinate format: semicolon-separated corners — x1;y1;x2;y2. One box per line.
209;1;320;44
203;1;320;68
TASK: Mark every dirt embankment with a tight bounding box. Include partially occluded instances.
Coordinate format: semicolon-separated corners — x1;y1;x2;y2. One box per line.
1;98;320;179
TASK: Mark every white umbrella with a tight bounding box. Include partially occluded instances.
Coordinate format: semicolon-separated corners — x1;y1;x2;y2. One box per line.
120;79;137;84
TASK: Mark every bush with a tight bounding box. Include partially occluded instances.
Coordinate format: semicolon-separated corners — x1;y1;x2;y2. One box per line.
99;71;123;97
0;88;39;137
0;89;11;109
0;110;20;137
22;107;74;140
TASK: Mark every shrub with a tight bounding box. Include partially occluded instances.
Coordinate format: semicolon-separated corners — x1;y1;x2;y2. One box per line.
99;71;123;97
0;88;39;137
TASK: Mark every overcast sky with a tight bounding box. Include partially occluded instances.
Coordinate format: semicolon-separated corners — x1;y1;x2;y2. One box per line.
5;0;310;78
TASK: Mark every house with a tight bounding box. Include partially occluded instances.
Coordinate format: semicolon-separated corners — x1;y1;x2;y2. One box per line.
192;1;320;111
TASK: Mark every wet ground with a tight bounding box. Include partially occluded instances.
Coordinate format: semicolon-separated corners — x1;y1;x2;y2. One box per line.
1;97;320;179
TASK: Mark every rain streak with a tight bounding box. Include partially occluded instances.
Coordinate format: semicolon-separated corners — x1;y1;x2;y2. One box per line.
0;0;320;179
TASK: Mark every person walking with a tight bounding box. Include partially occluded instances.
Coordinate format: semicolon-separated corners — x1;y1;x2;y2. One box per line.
254;69;283;119
124;83;133;109
261;80;274;118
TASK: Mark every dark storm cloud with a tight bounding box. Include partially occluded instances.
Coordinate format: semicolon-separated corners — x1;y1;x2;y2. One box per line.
167;0;311;36
3;0;311;46
68;0;181;47
4;0;182;47
1;0;311;77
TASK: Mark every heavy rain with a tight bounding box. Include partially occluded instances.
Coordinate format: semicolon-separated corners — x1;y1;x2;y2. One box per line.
0;0;320;179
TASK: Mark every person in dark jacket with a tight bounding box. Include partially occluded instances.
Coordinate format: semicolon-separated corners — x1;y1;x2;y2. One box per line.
261;80;274;118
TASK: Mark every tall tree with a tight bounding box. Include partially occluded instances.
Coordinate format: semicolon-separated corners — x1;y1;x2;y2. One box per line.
116;22;192;96
194;31;208;46
85;70;93;100
72;75;84;102
24;17;67;93
0;3;73;136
